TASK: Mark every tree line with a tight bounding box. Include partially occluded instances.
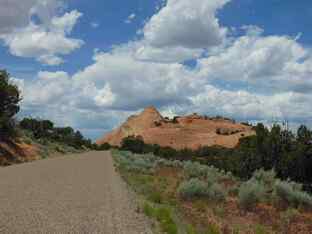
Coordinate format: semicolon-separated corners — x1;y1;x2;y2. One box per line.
0;70;97;150
120;123;312;192
19;118;95;149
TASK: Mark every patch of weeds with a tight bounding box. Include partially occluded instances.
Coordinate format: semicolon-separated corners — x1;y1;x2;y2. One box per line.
148;191;163;204
205;223;220;234
193;200;207;213
143;202;155;218
232;226;241;234
156;207;177;234
55;145;66;153
213;205;225;218
125;173;154;195
158;177;169;191
186;224;198;234
254;224;268;234
280;208;299;227
142;202;178;234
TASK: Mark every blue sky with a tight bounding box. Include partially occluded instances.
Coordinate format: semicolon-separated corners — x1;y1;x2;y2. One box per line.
1;0;312;140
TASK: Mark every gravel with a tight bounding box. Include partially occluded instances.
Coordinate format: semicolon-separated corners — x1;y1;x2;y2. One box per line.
0;151;153;234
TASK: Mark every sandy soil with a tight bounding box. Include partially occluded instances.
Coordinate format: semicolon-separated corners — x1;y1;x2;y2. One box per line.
0;151;152;234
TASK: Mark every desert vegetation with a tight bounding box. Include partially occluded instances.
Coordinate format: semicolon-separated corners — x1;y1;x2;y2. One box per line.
0;70;21;140
0;70;97;165
19;118;94;150
112;150;312;233
120;121;312;192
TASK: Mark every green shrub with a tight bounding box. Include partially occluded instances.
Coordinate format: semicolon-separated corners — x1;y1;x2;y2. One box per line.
252;169;276;189
213;205;225;218
254;224;268;234
281;208;299;226
148;191;163;204
155;207;178;234
205;223;221;234
178;179;208;199
143;202;155;217
186;225;198;234
114;151;157;174
238;181;265;210
207;183;226;202
274;180;312;208
183;161;208;178
23;138;32;145
228;185;239;196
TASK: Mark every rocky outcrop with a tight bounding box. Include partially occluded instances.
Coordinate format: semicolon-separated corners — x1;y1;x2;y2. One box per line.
97;106;255;149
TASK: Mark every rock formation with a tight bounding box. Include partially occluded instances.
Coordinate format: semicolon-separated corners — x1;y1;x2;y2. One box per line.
97;106;255;149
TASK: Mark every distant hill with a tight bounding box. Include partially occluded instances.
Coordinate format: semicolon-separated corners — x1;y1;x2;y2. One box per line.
97;106;255;149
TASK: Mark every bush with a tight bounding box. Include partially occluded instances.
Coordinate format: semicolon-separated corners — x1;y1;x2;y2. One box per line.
113;151;157;174
238;181;265;210
178;178;226;202
148;191;163;204
143;202;155;217
142;202;177;234
178;178;208;199
183;161;208;178
121;136;146;154
274;180;312;208
0;70;21;139
249;169;277;202
155;207;177;234
207;183;226;202
252;169;276;190
97;143;111;150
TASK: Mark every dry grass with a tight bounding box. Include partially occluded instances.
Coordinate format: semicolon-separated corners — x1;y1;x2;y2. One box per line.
113;150;312;234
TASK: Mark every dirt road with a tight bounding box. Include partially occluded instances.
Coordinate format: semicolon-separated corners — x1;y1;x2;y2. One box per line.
0;151;152;234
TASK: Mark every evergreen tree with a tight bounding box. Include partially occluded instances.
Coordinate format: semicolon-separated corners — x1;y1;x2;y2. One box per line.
0;70;21;139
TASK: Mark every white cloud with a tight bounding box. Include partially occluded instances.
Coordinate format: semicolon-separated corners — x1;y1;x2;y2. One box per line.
90;22;100;28
10;1;312;139
143;0;230;49
0;0;61;34
18;28;312;138
125;13;136;24
0;1;83;66
191;85;312;122
128;0;231;63
197;31;312;93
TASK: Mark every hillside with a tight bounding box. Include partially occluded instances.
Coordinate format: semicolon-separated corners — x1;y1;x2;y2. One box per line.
0;131;84;166
97;106;255;149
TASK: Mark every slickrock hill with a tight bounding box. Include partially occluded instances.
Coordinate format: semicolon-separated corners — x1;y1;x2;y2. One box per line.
97;106;255;149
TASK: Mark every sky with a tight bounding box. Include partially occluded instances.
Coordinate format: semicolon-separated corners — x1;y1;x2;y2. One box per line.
0;0;312;140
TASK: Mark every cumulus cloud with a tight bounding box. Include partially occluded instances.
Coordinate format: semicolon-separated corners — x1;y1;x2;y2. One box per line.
11;0;312;139
0;0;60;34
0;1;83;65
129;0;231;63
71;50;197;110
17;30;312;135
125;13;136;24
143;0;230;49
197;31;312;93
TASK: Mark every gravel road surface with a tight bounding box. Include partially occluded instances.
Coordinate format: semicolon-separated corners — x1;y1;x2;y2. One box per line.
0;151;152;234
